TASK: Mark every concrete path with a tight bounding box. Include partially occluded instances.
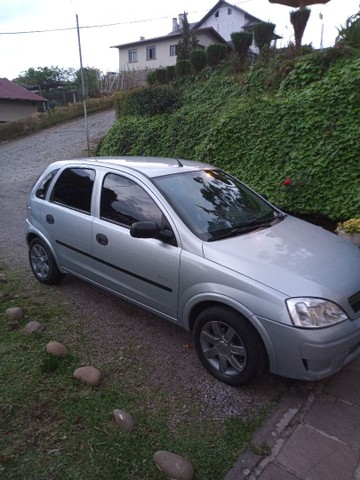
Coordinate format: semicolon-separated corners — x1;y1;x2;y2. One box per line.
225;357;360;480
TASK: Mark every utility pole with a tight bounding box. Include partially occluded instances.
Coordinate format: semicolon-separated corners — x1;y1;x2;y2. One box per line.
75;13;90;156
319;12;324;50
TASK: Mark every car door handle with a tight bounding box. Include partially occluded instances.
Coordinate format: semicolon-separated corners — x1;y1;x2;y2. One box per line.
96;233;108;246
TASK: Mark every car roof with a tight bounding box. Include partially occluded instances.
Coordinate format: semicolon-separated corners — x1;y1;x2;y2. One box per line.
51;156;214;179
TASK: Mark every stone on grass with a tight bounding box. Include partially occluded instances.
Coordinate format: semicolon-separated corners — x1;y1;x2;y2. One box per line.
153;450;194;480
6;307;23;321
25;321;45;333
73;366;102;387
113;409;135;432
46;341;68;356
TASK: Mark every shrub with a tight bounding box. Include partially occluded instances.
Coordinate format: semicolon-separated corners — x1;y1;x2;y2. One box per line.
166;66;176;82
146;68;167;85
290;8;311;52
96;115;168;156
336;218;360;234
231;31;253;58
0;96;115;142
253;22;276;51
337;12;360;49
115;85;182;117
99;53;360;220
175;59;192;78
230;31;253;72
190;49;207;73
146;71;156;86
206;44;228;66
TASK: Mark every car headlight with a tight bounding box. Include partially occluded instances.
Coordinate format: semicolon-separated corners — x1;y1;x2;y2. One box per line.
286;298;348;328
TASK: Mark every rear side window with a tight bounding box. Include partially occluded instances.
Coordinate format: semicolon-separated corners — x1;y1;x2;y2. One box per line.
35;169;59;199
51;168;95;214
100;173;163;227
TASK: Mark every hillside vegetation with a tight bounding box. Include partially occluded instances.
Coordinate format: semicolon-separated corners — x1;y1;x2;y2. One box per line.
97;47;360;221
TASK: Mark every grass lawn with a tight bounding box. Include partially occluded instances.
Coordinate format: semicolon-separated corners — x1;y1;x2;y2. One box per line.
0;262;271;480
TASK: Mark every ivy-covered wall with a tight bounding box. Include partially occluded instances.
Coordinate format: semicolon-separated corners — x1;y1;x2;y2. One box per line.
97;53;360;220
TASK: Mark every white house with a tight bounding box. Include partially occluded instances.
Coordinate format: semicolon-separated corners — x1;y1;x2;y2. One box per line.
112;0;277;78
113;26;227;73
192;0;264;44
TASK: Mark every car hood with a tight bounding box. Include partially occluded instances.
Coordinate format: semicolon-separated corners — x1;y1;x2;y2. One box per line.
203;216;360;299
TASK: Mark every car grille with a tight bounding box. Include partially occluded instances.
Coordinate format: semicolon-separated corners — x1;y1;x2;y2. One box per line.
349;291;360;314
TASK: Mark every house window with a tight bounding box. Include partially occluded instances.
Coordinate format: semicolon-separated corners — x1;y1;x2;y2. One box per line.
128;49;137;63
146;45;156;60
215;10;219;18
170;44;177;57
228;8;232;15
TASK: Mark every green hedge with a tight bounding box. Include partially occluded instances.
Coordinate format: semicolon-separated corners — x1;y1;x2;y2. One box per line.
96;115;168;156
190;49;207;73
115;85;182;117
97;54;360;220
0;96;115;142
175;59;192;77
206;44;228;66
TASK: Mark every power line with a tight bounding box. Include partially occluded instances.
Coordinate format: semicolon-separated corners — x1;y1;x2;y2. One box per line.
0;15;172;35
0;0;253;36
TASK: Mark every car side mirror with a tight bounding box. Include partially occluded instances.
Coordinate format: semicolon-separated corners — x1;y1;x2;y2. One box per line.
130;221;160;239
130;221;175;244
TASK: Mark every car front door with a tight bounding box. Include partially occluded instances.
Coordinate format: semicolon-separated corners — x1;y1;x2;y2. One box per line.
91;172;180;319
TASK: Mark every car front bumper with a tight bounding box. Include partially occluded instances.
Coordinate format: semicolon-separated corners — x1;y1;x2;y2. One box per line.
257;314;360;381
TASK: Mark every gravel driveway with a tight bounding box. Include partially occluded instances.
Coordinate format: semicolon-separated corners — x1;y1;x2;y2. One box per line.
0;109;304;424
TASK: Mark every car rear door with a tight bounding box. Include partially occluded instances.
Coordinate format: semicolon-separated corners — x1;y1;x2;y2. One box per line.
44;166;95;277
91;171;180;319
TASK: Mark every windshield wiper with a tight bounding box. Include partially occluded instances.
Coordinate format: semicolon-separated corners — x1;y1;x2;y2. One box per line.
208;219;273;242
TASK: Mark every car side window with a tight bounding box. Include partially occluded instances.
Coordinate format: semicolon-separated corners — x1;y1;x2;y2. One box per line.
35;169;59;199
100;173;163;227
51;168;95;214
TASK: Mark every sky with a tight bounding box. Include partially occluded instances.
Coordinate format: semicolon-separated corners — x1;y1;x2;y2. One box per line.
1;0;359;80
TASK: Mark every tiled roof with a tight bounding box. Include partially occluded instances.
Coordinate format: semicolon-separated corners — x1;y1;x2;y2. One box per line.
0;78;48;102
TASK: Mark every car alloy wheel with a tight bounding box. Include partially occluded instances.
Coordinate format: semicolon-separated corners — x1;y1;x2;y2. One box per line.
29;238;64;285
194;306;267;385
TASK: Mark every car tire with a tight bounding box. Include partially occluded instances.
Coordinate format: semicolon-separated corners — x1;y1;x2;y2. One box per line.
194;306;268;386
29;238;64;285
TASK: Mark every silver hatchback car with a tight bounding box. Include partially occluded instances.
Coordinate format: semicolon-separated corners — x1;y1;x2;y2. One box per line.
26;157;360;385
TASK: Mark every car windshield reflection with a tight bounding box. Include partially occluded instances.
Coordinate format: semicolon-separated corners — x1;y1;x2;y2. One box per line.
154;169;278;241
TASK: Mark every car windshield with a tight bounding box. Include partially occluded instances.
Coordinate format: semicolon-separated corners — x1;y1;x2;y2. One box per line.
153;169;279;241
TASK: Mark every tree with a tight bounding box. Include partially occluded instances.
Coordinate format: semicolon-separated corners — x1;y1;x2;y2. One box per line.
290;8;311;52
75;67;102;97
337;11;360;48
176;12;199;60
267;1;332;54
14;66;75;87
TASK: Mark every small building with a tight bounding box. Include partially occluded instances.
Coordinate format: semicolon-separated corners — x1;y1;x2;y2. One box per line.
0;78;48;122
